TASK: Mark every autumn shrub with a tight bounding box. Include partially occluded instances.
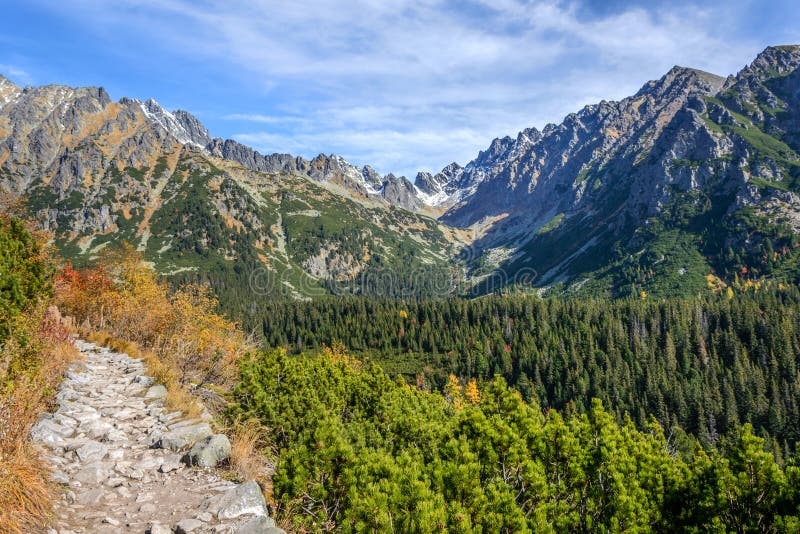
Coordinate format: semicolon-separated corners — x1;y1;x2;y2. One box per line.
0;214;76;533
56;245;250;397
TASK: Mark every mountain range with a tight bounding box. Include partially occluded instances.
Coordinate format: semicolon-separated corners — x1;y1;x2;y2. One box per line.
2;45;800;305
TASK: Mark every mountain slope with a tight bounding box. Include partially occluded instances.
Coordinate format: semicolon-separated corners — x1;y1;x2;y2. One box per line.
0;77;464;311
441;46;800;297
3;45;800;302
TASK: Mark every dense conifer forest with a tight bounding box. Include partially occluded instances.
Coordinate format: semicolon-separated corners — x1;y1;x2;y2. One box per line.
253;290;800;457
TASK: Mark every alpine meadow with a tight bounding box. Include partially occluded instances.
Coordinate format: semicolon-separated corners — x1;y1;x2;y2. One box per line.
2;2;800;533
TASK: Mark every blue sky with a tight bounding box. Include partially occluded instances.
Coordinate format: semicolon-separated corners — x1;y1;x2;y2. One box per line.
3;1;799;177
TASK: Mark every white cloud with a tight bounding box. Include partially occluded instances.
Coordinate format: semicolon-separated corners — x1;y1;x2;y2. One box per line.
28;0;769;176
224;114;308;125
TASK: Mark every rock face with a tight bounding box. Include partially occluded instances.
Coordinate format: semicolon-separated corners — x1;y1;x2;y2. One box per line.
381;173;423;211
31;340;278;533
0;69;439;213
414;162;466;207
441;66;727;228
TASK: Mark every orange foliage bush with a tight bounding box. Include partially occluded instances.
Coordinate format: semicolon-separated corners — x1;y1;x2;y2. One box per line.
55;246;250;390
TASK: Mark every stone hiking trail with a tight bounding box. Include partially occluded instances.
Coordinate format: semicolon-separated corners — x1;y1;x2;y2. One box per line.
30;340;285;534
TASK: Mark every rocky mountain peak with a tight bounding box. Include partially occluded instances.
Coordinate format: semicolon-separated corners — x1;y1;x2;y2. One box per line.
138;98;208;149
413;162;466;207
361;165;383;191
0;74;20;91
173;110;212;147
744;45;800;79
0;74;21;109
382;173;422;211
635;65;725;101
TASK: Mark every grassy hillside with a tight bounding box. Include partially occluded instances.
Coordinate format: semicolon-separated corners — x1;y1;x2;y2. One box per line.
22;151;462;311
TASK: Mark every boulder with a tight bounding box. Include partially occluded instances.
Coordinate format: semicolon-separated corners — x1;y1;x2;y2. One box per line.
30;418;75;444
134;455;164;471
147;523;171;534
134;375;155;387
208;480;268;520
182;434;231;467
74;462;110;484
152;422;213;451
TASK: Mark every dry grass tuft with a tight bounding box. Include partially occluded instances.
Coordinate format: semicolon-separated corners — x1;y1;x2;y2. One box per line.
229;420;271;483
0;443;54;534
0;306;78;533
224;420;296;531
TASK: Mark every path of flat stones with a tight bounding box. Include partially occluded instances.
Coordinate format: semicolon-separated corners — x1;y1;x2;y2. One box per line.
31;340;283;534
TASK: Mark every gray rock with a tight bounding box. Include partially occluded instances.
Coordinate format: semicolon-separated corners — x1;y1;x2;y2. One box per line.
134;455;164;471
175;518;205;533
196;511;213;522
30;418;75;443
82;419;114;440
105;476;126;487
74;462;110;484
236;516;280;533
145;384;167;399
104;427;128;442
76;487;106;505
159;411;182;423
182;434;231;467
380;173;423;211
134;375;154;387
148;523;171;534
76;440;108;463
208;480;268;520
153;422;213;451
51;469;70;484
173;110;212;147
159;453;184;473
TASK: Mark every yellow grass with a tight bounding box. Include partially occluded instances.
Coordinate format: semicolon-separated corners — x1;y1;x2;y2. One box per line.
58;246;253;425
228;420;272;485
0;443;54;534
0;307;78;533
225;418;288;529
